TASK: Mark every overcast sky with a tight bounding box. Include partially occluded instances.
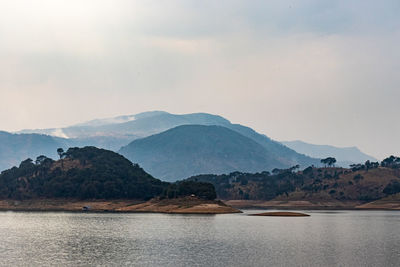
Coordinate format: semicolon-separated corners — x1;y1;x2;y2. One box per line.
1;0;399;159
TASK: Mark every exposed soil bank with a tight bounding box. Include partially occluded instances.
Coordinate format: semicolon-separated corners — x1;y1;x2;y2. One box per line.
250;211;310;217
0;197;240;214
118;198;241;214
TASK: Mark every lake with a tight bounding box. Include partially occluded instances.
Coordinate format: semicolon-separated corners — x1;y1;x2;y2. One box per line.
0;210;399;266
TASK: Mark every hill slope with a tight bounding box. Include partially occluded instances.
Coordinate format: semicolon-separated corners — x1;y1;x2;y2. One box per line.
282;140;377;166
228;125;318;167
0;146;167;200
187;165;400;203
119;125;292;181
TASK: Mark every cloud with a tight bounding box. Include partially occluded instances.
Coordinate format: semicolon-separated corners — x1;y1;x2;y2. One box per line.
0;0;399;159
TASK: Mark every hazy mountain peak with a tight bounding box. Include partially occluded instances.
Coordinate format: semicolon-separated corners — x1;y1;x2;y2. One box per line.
281;140;377;166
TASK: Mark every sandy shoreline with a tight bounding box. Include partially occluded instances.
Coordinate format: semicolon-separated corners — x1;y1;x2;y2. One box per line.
1;198;399;213
0;198;241;214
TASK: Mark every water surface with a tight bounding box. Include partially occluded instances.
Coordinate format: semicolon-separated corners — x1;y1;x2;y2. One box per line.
0;210;399;266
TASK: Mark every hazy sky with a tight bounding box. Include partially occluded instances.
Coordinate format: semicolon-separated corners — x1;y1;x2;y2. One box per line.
1;0;399;159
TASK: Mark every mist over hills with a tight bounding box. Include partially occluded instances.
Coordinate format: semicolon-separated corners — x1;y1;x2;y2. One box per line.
17;111;229;139
15;111;317;164
16;111;231;151
0;111;375;179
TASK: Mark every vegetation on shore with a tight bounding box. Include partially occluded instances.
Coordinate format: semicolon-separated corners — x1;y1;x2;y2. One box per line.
1;147;400;211
0;147;216;201
187;156;400;203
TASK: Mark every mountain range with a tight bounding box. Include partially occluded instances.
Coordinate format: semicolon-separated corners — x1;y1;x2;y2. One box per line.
0;111;376;180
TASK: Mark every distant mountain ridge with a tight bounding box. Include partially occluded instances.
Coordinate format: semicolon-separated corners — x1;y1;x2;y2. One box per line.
15;111;317;163
282;140;377;167
17;111;230;139
15;111;232;151
1;111;371;177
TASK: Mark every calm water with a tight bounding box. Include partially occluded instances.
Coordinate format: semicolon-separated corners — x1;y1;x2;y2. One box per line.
0;210;399;267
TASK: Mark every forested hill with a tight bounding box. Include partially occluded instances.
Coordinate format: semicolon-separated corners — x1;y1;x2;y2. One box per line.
0;146;218;201
0;147;169;200
119;125;289;181
187;156;400;202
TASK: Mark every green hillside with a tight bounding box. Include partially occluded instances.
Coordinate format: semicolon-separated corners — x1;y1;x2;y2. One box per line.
0;146;217;201
119;125;288;181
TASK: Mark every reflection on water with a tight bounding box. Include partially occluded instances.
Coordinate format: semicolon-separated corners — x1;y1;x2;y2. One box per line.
0;210;399;266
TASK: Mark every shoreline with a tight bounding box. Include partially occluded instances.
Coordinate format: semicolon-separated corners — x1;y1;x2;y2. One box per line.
224;199;400;211
1;198;399;213
0;198;241;214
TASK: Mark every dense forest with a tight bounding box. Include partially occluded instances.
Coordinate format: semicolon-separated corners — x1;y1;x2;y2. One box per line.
187;156;400;201
0;147;216;200
2;147;399;202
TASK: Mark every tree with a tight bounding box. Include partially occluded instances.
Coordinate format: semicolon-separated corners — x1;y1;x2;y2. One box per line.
303;166;314;175
365;160;371;171
383;180;400;195
290;165;300;172
57;148;65;159
57;148;65;169
19;158;34;169
321;157;337;167
35;155;48;165
381;156;400;168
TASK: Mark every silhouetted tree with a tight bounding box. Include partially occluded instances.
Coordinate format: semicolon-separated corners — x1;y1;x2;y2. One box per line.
321;157;337;167
57;148;64;159
290;165;300;172
57;148;65;168
365;160;371;171
381;156;400;168
35;155;48;165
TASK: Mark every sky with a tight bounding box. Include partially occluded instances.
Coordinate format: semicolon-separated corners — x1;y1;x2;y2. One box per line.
0;0;399;159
